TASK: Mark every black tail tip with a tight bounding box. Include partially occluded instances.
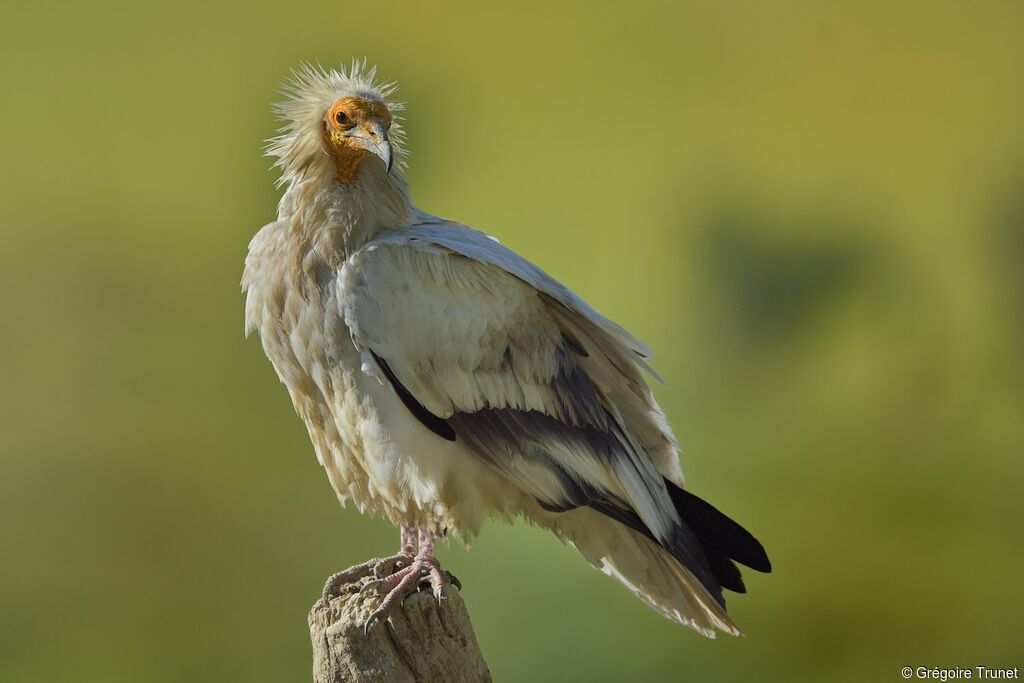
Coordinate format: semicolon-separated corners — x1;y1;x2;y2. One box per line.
669;482;772;574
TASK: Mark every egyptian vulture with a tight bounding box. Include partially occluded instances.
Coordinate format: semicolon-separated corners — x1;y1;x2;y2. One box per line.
242;62;770;637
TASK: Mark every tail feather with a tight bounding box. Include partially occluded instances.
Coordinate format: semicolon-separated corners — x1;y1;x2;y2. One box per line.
704;548;745;593
533;506;741;637
666;482;772;573
588;481;770;607
527;482;771;636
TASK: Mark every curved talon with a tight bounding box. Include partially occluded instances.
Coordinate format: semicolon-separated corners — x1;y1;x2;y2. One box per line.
360;557;456;631
443;570;462;591
426;566;446;600
362;564;425;632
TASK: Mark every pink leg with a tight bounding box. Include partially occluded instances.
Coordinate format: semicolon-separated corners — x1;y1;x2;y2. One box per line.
361;528;460;632
321;523;417;600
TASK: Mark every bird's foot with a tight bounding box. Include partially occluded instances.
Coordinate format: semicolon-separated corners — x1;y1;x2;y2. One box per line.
321;552;416;600
361;557;460;632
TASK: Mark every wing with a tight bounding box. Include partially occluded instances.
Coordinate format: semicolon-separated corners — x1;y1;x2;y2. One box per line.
358;215;686;485
339;218;768;614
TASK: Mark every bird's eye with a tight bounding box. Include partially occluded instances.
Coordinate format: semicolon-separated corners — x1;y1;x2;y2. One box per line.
335;111;349;125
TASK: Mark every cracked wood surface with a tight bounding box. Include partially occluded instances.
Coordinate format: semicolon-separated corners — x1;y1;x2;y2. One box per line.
309;575;492;682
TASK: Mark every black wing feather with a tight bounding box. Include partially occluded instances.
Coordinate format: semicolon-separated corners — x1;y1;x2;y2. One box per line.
371;351;456;442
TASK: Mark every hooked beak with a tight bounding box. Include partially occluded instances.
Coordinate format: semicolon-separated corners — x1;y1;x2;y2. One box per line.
348;119;393;174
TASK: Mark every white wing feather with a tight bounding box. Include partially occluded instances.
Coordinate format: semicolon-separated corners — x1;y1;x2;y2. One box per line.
339;217;685;540
362;217;685;487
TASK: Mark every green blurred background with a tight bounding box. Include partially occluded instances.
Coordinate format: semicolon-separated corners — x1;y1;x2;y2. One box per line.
2;1;1022;680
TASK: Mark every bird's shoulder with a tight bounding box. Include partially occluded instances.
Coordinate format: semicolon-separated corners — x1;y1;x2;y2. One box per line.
344;215;655;370
340;217;556;349
338;219;565;416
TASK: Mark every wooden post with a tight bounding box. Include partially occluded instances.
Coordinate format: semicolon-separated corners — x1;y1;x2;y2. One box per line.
309;576;492;682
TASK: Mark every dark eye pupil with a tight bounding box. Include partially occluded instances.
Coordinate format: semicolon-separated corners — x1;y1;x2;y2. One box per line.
335;111;348;124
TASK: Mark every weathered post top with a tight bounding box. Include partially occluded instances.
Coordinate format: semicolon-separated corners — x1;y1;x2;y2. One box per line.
309;576;492;683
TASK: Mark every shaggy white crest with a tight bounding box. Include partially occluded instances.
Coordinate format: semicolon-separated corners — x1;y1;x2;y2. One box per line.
266;60;408;187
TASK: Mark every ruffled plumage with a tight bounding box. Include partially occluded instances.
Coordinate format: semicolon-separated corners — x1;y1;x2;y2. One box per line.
243;62;769;639
266;60;408;187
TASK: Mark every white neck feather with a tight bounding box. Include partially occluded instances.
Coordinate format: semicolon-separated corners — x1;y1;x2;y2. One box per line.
278;161;413;259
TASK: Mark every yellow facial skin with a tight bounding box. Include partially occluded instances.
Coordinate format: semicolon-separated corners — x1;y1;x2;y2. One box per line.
322;97;394;182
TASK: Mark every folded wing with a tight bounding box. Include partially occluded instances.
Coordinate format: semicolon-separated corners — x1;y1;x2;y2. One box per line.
339;218;769;634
